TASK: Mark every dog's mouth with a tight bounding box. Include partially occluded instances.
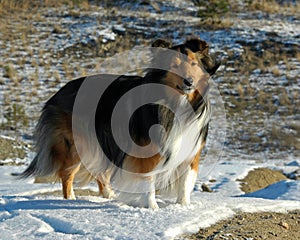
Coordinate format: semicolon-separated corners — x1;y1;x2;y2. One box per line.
176;82;210;96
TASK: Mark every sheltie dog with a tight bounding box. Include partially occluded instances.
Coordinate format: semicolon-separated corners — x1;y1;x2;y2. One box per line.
21;37;219;208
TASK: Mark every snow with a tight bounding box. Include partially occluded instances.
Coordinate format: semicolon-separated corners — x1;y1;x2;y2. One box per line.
242;180;300;201
1;158;300;239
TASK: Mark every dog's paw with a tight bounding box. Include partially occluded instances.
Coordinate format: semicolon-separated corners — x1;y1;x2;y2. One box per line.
65;190;76;200
176;197;190;206
148;200;159;209
102;188;116;199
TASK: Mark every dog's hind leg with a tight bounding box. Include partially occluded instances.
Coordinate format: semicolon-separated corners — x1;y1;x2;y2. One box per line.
59;163;81;200
52;138;81;200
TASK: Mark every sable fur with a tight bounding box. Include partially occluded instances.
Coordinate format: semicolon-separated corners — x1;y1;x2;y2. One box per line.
20;37;220;207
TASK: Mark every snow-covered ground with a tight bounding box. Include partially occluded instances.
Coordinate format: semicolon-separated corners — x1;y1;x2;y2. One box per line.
1;157;299;239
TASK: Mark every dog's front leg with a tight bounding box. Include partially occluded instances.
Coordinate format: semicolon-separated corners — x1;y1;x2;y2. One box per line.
176;165;197;205
147;177;159;209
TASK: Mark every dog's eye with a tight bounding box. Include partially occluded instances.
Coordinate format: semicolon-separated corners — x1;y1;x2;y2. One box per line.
191;62;198;66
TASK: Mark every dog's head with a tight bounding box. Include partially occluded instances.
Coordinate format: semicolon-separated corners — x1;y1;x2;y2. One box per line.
151;37;220;101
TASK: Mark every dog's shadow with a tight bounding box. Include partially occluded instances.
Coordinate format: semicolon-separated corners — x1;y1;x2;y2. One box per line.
0;195;176;214
1;197;111;212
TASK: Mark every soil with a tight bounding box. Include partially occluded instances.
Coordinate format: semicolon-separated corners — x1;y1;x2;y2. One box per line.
183;210;300;240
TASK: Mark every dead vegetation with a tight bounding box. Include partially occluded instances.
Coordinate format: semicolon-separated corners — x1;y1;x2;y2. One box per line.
0;0;299;153
246;0;300;15
0;137;27;162
0;0;90;15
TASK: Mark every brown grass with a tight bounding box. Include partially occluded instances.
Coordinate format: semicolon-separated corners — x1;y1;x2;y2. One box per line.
246;0;300;15
0;0;91;43
198;16;233;30
0;0;90;16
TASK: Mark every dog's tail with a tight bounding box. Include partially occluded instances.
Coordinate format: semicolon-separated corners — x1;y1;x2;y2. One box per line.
19;105;63;179
20;155;39;178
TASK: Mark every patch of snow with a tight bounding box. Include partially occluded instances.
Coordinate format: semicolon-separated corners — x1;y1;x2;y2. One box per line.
242;180;300;201
0;158;299;239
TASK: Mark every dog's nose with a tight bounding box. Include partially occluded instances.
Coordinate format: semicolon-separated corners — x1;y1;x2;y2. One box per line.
183;78;193;87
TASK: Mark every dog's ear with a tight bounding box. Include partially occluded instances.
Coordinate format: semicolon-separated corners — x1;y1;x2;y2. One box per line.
205;61;220;75
185;37;220;75
184;37;209;55
151;39;172;48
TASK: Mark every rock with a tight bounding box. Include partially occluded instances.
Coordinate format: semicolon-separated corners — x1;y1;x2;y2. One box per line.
201;183;213;192
279;221;289;230
286;169;300;180
112;25;126;36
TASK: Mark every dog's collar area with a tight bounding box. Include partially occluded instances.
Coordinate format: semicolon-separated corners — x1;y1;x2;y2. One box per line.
176;84;194;94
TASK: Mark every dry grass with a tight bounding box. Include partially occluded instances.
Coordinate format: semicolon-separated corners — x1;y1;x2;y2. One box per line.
296;52;300;62
0;137;27;161
233;41;299;77
53;70;61;83
3;64;16;79
0;0;96;103
271;66;281;77
0;0;91;43
0;0;90;15
246;0;300;15
197;16;233;29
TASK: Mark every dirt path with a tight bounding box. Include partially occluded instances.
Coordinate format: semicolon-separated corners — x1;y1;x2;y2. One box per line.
182;210;300;240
